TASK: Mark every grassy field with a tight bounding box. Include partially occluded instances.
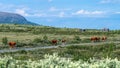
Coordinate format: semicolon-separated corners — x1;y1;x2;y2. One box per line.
0;24;119;45
0;24;120;67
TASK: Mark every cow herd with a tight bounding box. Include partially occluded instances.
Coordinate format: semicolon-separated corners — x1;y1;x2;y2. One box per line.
51;36;107;45
6;36;107;48
91;36;107;42
51;39;66;45
7;39;66;49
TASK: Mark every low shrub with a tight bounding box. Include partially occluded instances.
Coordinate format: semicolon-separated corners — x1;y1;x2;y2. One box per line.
33;38;43;43
0;53;120;68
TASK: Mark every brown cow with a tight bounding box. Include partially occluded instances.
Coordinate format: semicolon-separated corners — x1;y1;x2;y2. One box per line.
91;36;100;42
61;39;66;45
62;39;66;43
91;36;95;42
51;40;57;45
8;42;16;48
101;36;107;41
96;37;100;42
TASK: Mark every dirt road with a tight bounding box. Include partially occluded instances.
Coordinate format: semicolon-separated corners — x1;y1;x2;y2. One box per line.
0;41;119;53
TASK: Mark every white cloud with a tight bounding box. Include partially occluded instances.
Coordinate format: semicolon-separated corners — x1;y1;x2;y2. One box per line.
0;3;31;17
32;11;66;18
59;12;65;17
0;3;107;18
100;0;120;3
48;0;52;2
72;9;106;17
100;0;111;3
91;11;104;14
0;3;70;18
32;13;47;17
74;10;89;15
73;9;104;15
0;3;46;17
15;9;29;16
115;12;120;14
49;7;72;12
49;7;57;11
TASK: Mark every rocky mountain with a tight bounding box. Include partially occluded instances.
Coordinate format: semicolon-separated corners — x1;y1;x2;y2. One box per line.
0;12;38;25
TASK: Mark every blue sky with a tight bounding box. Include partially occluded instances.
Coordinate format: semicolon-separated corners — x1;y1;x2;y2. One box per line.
0;0;120;30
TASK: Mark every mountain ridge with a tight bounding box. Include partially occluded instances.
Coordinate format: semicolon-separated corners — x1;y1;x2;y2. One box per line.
0;11;38;25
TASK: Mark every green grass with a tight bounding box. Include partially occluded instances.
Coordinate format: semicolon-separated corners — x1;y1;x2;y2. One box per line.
0;24;120;61
0;43;120;61
0;24;119;45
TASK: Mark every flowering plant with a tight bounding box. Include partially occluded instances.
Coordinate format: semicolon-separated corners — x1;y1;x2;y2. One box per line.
0;53;120;68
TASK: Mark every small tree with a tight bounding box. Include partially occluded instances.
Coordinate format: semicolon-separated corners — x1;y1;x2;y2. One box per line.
2;37;8;45
43;35;49;44
43;35;48;40
74;35;81;41
33;38;43;43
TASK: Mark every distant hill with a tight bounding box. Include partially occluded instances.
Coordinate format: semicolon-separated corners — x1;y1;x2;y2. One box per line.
0;12;38;25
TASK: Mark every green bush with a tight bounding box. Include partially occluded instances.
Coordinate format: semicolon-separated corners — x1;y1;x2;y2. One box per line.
2;37;8;45
66;45;91;50
70;40;80;43
43;35;48;41
16;42;38;47
74;35;81;41
0;53;120;68
33;38;43;43
43;35;50;44
81;38;91;43
16;42;28;47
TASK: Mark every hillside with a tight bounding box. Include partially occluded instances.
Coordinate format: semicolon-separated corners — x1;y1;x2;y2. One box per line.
0;12;38;25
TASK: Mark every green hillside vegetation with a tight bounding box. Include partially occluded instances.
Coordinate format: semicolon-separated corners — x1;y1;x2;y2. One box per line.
0;24;120;47
0;24;119;53
1;43;120;61
0;24;120;67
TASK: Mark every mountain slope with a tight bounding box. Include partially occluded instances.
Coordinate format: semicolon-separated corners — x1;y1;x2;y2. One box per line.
0;12;38;25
